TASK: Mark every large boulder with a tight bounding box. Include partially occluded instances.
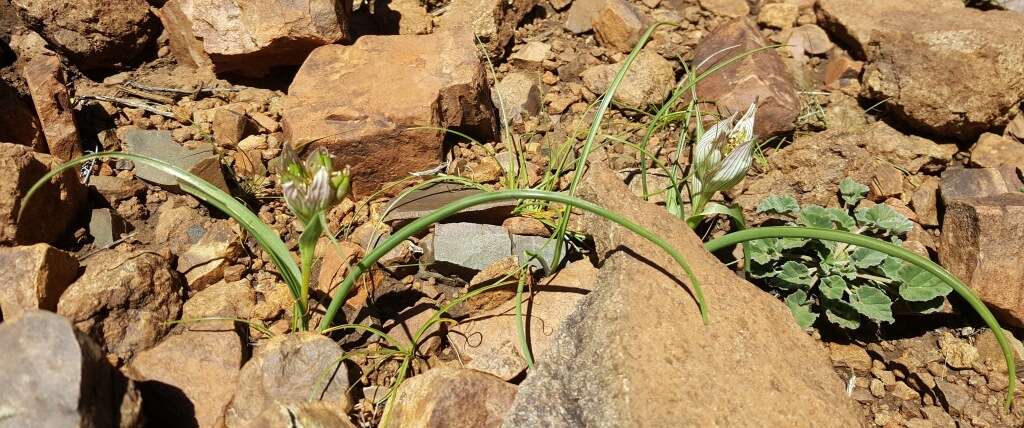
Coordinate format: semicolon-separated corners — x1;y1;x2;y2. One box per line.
281;31;496;197
691;18;801;138
0;243;78;322
940;193;1024;326
731;121;956;217
0;311;141;427
11;0;157;70
386;368;517;428
502;161;862;426
818;0;1024;140
0;143;85;245
158;0;352;75
57;250;184;364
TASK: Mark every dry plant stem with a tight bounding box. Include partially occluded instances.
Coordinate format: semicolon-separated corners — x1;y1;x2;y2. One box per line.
705;226;1017;411
76;94;177;119
317;189;708;332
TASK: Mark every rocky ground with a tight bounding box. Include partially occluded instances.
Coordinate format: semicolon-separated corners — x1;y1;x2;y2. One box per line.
1;0;1024;427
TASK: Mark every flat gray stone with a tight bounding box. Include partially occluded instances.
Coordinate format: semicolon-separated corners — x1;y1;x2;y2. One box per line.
432;222;512;278
511;234;566;273
88;208;130;248
122;128;228;192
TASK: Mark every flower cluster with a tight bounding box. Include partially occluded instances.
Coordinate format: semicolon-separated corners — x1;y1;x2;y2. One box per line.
689;103;758;212
277;145;351;225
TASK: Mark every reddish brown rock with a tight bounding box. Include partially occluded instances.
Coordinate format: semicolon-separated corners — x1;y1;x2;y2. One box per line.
436;0;538;56
699;0;749;18
0;243;78;321
158;0;352;75
819;0;1024;140
592;0;645;52
581;49;674;108
0;79;45;150
970;133;1024;170
282;31;496;197
385;368;517;428
691;18;800;138
940;193;1024;326
23;54;81;161
0;143;86;245
126;329;243;428
11;0;157;69
57;250;184;363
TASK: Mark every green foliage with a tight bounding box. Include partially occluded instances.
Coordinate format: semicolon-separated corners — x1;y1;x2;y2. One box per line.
750;181;951;330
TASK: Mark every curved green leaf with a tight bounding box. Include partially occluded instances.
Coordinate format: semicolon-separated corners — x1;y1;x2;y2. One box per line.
849;286;894;323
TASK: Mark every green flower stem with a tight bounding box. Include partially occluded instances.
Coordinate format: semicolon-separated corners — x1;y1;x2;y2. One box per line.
318;189;709;332
296;219;324;330
705;226;1016;411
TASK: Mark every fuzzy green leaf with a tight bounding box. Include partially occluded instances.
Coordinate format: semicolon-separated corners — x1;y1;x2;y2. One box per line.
898;264;953;302
855;204;913;235
849;286;895;323
823;299;861;329
747;238;781;265
757;195;800;215
851;247;888;269
820;275;847;300
826;207;856;231
903;296;946;314
798;205;835;229
839;178;869;206
784;290;818;329
773;260;817;288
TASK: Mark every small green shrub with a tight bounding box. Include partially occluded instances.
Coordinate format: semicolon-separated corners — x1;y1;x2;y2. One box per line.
749;179;951;329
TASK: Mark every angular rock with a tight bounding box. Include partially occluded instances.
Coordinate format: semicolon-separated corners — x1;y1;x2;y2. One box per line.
176;219;243;291
121;128;229;192
939;167;1022;203
87;175;146;204
282;31;495;197
126;329;243;428
449;260;597;380
787;24;833;61
698;0;749;18
158;0;352;75
88;207;130;248
0;243;78;321
493;72;542;126
971;133;1024;170
911;176;940;227
212;107;251;147
385;368;517;428
0;311;140;427
431;222;513;279
503;162;863;426
563;0;604;34
821;52;863;94
508;41;551;70
0;78;44;150
248;401;357;428
511;234;566;272
592;0;645;52
818;0;1024;139
501;216;549;236
581;49;675;108
57;249;184;363
437;0;538;56
12;0;157;69
181;279;257;322
372;0;433;35
940;193;1024;326
225;332;350;428
757;2;798;29
733;121;956;216
383;182;517;226
0;143;86;245
691;18;800;138
23;54;81;161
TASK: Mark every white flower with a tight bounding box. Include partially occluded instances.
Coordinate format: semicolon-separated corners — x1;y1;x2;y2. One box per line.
277;145;351;225
689;102;758;209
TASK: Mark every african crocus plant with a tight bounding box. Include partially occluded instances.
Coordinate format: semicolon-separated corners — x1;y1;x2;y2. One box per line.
688;102;758;224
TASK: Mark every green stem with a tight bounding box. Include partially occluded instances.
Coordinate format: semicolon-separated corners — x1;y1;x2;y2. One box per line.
705;226;1016;411
296;219;324;331
318;189;708;332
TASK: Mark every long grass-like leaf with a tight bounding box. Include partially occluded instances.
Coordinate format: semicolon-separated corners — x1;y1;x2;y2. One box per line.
19;152;303;300
705;226;1017;411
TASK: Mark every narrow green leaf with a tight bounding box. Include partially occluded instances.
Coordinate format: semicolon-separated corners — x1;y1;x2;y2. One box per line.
784;290;818;329
839;178;869;206
849;286;895;323
898;264;953;301
757;195;800;215
819;275;847;300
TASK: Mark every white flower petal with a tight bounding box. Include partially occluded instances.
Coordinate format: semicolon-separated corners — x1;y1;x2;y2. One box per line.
705;140;755;195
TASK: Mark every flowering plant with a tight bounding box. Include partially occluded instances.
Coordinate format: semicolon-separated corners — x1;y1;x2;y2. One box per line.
688;102;757;223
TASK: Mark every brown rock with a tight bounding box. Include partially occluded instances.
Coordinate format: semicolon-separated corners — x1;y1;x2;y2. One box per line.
757;2;799;29
819;0;1024;139
0;243;78;321
23;54;81;161
385;368;517;428
86;175;146;204
504;161;862;426
212;108;251;147
282;31;496;197
248;401;357;428
581;49;675;108
699;0;749;17
787;24;833;59
1006;111;1024;141
372;0;433;35
910;176;940;227
827;342;873;372
181;279;257;324
971;133;1024;170
11;0;157;69
449;260;597;380
158;0;352;75
501;216;549;236
0;79;44;150
733;122;955;216
126;329;243;427
940;193;1024;326
0;143;86;245
939;167;1022;203
691;18;800;138
508;41;551;70
176;219;244;291
821;52;862;93
436;0;538;56
592;0;645;52
493;72;542;126
225;332;350;428
57;250;184;362
563;0;605;34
